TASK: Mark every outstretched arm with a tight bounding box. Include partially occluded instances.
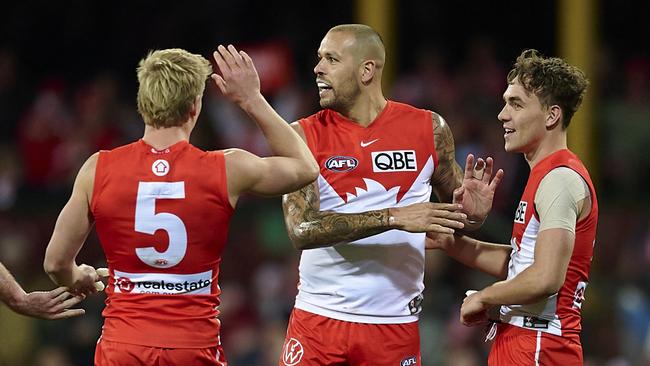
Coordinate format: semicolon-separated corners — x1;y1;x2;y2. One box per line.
0;262;85;319
44;154;102;297
282;124;467;250
212;45;318;203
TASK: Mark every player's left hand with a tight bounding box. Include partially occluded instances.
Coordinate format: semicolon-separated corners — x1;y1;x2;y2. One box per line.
211;44;261;107
453;154;504;229
460;290;490;327
68;264;102;297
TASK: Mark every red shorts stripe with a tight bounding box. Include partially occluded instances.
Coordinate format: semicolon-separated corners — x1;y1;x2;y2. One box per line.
488;323;583;366
279;308;420;366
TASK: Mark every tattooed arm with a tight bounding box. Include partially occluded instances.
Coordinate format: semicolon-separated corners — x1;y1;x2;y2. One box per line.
282;122;466;250
430;112;503;230
430;112;464;203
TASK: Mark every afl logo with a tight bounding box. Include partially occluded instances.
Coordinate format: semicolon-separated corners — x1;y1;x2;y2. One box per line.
115;277;135;293
282;338;304;365
325;156;358;172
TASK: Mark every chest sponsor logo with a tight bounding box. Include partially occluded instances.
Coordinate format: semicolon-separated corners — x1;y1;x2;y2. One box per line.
325;156;358;172
371;150;417;172
152;159;170;176
282;338;304;366
401;356;418;366
112;270;212;295
514;201;527;224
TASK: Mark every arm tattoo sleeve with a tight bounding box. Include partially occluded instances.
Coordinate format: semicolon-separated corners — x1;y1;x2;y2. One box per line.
430;112;463;203
282;181;391;250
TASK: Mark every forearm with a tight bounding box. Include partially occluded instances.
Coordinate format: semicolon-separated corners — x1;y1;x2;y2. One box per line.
445;235;511;278
479;266;556;307
289;208;391;250
239;95;314;163
0;263;27;309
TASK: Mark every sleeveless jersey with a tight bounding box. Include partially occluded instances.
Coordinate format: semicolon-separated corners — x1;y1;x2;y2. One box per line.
295;100;438;323
500;149;598;337
91;139;234;348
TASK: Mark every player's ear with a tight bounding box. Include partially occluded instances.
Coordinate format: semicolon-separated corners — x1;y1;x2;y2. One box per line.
545;105;562;129
360;60;376;85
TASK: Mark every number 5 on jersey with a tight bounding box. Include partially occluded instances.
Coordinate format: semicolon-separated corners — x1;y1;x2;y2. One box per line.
135;182;187;268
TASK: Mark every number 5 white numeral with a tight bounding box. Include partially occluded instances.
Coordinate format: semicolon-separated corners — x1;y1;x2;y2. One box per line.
134;182;187;268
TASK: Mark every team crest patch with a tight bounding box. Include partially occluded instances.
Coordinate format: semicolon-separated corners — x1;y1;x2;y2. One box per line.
152;159;170;176
282;337;304;365
400;356;417;366
325;156;358;172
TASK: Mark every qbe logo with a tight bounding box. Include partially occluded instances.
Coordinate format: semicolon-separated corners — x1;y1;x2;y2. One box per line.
371;150;417;172
325;156;358;172
514;201;527;224
401;356;418;366
282;338;304;365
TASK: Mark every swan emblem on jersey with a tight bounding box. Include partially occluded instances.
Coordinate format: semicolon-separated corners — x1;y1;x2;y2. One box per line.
320;156;434;205
282;338;304;365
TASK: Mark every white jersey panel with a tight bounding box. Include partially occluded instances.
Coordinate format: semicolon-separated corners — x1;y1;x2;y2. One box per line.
296;157;434;323
500;215;563;335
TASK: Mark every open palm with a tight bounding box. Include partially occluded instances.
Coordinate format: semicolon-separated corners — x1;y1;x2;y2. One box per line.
453;154;504;224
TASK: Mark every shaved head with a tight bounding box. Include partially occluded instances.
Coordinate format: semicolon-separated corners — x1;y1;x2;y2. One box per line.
328;24;385;68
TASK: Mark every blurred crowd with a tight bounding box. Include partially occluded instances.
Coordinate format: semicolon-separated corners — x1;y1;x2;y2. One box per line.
0;35;649;366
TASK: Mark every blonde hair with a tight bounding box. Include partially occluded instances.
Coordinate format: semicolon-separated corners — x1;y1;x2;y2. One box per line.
136;48;212;128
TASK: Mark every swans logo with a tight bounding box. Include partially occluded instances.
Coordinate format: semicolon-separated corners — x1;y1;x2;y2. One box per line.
282;338;304;365
325;156;358;172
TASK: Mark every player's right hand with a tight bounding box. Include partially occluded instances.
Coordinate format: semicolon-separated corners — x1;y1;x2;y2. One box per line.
388;202;466;234
425;231;455;250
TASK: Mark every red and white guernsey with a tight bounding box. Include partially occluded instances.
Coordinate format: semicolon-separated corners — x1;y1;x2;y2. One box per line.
91;140;234;348
501;149;598;337
296;100;438;323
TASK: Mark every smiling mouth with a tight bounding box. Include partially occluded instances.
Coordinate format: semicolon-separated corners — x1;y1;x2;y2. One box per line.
504;128;515;136
317;81;332;94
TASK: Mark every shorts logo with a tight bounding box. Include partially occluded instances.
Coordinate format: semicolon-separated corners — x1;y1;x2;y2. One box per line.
372;150;417;172
282;338;304;365
514;201;527;224
400;356;417;366
325;156;358;172
152;159;170;176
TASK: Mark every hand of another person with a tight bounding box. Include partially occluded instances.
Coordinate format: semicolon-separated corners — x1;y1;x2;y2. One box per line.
389;202;466;234
460;290;490;327
424;231;455;250
12;287;85;320
453;154;504;227
211;44;261;107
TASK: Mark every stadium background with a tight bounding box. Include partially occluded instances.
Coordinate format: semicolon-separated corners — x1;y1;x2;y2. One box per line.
0;1;648;365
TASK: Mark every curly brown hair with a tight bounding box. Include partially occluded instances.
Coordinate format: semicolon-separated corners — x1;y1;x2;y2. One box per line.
507;49;588;129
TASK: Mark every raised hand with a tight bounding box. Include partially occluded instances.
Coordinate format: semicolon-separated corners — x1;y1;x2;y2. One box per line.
13;287;85;320
211;44;261;106
389;202;467;234
453;154;504;226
